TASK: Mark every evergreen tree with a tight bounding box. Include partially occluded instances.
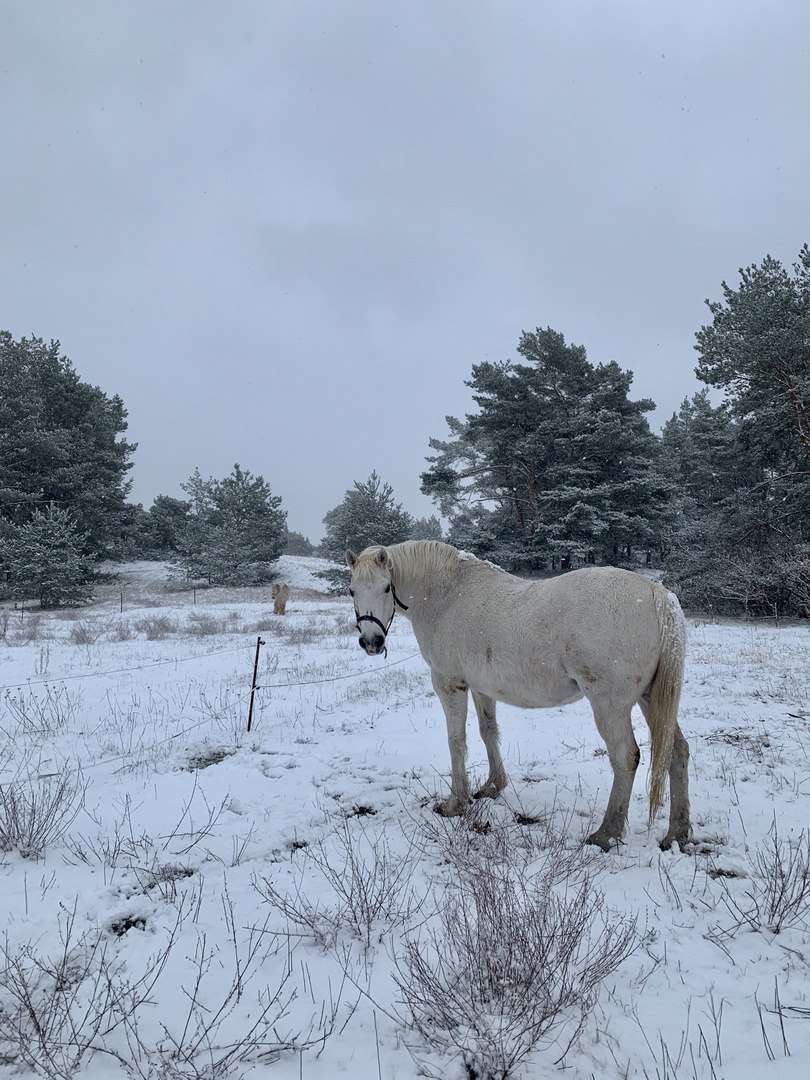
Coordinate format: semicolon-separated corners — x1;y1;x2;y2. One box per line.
409;515;444;540
422;327;670;570
695;246;810;481
663;248;810;614
126;495;192;558
0;505;95;607
660;390;744;513
0;333;136;554
173;465;286;585
320;472;414;561
284;530;316;556
146;495;192;555
318;472;413;591
657;391;750;610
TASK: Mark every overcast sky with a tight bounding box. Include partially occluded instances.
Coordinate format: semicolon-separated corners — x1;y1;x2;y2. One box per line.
1;1;807;541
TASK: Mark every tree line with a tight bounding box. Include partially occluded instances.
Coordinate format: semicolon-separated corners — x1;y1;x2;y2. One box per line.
2;245;809;614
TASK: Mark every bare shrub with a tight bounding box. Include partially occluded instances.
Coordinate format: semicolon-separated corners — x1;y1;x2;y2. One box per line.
186;611;228;637
410;790;591;887
1;685;82;738
0;770;86;858
140;891;342;1078
134;615;178;640
0;892;319;1080
394;865;640;1079
0;903;135;1078
254;816;427;949
259;615;334;646
159;782;229;858
109;618;135;642
0;883;346;1076
69;620;101;645
10;612;43;644
718;821;810;934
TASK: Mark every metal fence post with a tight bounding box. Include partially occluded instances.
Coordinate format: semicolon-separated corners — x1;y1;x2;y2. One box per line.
247;636;265;732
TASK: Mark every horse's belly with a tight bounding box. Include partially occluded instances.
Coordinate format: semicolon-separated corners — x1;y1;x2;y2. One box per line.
470;669;583;710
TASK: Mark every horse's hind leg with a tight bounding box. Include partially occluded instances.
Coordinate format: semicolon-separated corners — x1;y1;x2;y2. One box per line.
660;725;690;850
431;671;471;816
638;693;691;850
586;706;640;852
471;691;508;800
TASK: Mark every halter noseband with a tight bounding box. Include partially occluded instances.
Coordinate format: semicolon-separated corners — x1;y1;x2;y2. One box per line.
354;580;409;656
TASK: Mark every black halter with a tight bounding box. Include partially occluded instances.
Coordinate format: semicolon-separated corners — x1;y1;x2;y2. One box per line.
354;581;409;649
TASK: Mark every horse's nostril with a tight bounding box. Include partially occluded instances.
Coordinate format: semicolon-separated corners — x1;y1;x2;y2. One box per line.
373;635;384;650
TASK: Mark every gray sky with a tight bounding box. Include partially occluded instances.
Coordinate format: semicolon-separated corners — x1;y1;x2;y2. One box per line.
1;1;807;542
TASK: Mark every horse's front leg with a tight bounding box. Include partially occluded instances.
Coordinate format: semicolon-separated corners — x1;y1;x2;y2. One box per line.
471;691;508;800
431;671;470;816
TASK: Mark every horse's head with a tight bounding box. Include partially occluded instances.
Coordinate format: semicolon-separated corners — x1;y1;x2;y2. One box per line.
345;546;406;656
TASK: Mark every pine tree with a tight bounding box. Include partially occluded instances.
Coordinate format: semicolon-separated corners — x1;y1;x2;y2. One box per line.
1;505;95;607
284;530;316;556
665;247;810;614
142;495;191;556
409;515;444;540
320;472;414;561
318;472;414;591
422;327;669;570
0;333;136;555
173;465;286;585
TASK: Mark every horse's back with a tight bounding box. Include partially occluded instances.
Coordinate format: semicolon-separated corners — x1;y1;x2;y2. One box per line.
420;562;672;708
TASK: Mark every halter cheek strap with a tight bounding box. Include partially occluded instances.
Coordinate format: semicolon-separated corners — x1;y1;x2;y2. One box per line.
354;582;409;642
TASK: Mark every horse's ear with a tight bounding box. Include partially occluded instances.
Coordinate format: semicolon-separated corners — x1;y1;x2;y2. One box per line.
376;547;389;567
345;550;357;568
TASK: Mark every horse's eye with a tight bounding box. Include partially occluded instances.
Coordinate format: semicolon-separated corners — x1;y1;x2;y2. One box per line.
384;584;391;594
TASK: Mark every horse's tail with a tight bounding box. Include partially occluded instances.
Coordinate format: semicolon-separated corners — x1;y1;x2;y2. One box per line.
647;586;687;824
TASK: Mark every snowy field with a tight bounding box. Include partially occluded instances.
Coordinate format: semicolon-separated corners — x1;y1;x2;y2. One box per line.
1;557;810;1079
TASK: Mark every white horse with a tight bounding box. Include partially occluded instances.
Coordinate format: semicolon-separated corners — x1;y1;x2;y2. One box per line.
346;540;690;851
272;582;290;615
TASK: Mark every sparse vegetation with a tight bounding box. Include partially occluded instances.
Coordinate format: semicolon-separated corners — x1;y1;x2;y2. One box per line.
0;769;86;858
394;864;640;1079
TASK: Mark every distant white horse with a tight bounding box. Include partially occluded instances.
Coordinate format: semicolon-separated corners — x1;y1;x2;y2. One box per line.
346;540;690;851
272;582;290;615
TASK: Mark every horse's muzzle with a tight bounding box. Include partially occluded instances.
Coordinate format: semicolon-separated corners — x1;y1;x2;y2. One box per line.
358;633;386;656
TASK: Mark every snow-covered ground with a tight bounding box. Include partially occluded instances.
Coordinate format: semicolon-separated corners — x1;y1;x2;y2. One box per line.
1;559;810;1078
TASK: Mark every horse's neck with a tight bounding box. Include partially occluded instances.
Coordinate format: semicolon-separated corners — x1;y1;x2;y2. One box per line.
389;544;454;614
390;562;424;614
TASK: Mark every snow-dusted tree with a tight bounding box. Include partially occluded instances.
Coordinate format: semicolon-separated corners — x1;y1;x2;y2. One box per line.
409;515;443;540
663;248;810;614
320;472;413;561
284;530;316;556
142;495;191;556
695;246;810;480
173;465;286;585
0;332;136;555
317;472;413;591
1;505;95;607
422;327;670;571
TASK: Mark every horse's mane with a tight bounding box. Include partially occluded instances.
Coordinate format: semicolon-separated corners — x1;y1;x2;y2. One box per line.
354;540;461;581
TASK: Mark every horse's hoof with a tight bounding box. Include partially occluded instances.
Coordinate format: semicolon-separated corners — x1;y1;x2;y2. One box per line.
660;832;691;852
472;784;500;801
585;831;613;853
434;798;467;817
